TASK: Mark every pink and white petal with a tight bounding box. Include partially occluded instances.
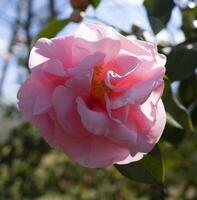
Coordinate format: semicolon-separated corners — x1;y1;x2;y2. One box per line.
147;99;166;144
111;104;130;123
18;96;58;148
29;47;49;70
52;86;89;138
52;86;74;122
17;74;42;100
133;100;166;153
33;87;53;115
154;52;167;69
116;152;144;165
75;23;119;42
105;71;133;92
17;72;54;115
76;97;137;148
109;78;156;109
50;36;73;67
34;113;59;148
109;67;165;109
72;38;120;65
42;59;67;77
54;124;130;168
65;52;105;77
135;40;156;52
147;80;164;105
29;36;73;69
72;23;121;65
119;34;154;57
65;73;91;100
104;55;142;92
114;54;141;75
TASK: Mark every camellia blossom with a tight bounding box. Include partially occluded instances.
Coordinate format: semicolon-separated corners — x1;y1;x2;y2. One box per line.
17;23;166;168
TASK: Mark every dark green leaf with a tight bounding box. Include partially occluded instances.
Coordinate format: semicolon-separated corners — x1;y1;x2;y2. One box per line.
115;146;164;185
90;0;101;8
191;103;197;126
178;74;197;107
166;113;182;129
148;17;165;34
166;44;197;81
162;123;185;145
162;77;193;132
182;6;197;43
144;0;175;34
35;19;69;42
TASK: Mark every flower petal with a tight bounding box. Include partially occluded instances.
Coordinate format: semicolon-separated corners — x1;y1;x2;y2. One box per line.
72;23;121;65
42;59;67;77
116;153;144;164
131;99;166;153
29;36;73;69
52;85;89;138
54;124;130;168
65;52;105;77
76;97;137;149
109;67;165;109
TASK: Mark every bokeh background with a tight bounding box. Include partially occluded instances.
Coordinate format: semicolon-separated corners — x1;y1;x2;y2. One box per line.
0;0;196;199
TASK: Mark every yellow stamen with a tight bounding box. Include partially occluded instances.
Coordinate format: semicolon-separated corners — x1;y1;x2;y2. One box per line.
90;66;112;107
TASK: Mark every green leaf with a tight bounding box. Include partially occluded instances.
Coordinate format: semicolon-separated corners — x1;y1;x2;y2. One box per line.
90;0;101;8
166;44;197;81
182;6;197;43
115;146;164;185
166;113;183;129
162;78;193;132
162;123;185;145
35;19;69;42
191;103;197;126
148;17;165;34
178;74;197;107
144;0;175;34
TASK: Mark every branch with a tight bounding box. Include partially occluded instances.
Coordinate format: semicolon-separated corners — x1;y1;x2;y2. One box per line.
0;1;22;97
49;0;57;20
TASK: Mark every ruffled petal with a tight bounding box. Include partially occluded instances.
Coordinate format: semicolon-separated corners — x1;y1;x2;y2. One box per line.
72;23;121;65
52;85;89;138
130;99;166;153
65;52;105;77
109;67;165;109
76;97;137;149
74;23;119;42
116;152;144;164
145;99;166;145
42;59;67;77
17;71;54;115
29;36;73;69
54;124;130;168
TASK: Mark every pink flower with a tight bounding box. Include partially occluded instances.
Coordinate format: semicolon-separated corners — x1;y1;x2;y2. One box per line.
17;23;166;168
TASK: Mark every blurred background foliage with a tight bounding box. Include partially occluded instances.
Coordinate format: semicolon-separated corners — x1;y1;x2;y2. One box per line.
0;0;197;199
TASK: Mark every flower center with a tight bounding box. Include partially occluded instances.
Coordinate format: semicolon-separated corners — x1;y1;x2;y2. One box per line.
90;66;112;108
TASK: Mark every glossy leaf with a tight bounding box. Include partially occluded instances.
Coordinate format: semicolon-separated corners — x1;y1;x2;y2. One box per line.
178;74;197;107
148;17;164;35
162;78;193;132
144;0;175;34
162;123;185;145
166;44;197;81
90;0;101;8
35;19;69;41
166;113;182;129
115;146;164;185
191;103;197;126
182;6;197;43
